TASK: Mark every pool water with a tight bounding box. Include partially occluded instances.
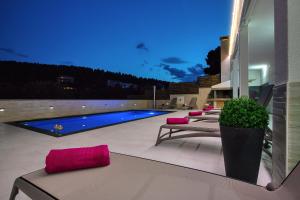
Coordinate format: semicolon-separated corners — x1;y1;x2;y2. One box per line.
17;110;170;137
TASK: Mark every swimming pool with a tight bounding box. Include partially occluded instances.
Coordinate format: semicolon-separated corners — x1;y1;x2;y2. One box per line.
13;110;170;137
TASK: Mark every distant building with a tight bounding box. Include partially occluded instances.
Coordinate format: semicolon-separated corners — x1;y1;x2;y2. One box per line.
107;80;138;89
57;76;74;84
57;76;75;90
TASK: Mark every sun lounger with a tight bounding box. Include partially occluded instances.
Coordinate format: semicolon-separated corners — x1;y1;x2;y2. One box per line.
10;153;300;200
160;97;177;109
155;120;220;145
187;114;219;121
203;109;221;115
181;97;197;110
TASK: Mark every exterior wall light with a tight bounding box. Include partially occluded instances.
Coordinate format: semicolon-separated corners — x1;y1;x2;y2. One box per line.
49;106;54;110
82;105;86;109
0;108;5;112
134;103;137;106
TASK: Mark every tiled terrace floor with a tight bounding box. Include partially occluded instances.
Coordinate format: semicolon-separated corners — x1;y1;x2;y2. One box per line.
0;110;271;200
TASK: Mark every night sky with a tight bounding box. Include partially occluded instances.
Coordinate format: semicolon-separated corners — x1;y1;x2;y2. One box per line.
0;0;232;82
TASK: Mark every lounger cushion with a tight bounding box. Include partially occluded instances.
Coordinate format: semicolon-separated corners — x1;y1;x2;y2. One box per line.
45;145;110;174
167;117;189;124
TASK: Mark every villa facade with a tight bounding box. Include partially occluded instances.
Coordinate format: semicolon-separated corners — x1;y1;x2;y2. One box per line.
228;0;300;186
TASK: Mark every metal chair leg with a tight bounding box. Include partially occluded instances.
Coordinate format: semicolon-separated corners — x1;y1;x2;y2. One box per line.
155;127;163;146
9;185;19;200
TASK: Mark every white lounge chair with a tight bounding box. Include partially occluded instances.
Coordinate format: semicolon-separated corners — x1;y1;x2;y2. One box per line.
10;153;300;200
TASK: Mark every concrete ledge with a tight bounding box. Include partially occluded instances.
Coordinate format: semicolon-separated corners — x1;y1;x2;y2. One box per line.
0;99;167;122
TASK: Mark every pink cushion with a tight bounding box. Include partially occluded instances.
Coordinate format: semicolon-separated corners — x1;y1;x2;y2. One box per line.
45;145;110;174
167;117;189;124
203;107;212;111
188;111;203;116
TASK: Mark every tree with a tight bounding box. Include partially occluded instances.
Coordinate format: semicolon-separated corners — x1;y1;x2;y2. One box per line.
204;46;221;75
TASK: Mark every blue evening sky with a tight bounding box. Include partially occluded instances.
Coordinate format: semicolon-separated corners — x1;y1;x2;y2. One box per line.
0;0;232;82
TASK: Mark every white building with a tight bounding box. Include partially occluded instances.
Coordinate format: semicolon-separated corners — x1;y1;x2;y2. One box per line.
228;0;300;186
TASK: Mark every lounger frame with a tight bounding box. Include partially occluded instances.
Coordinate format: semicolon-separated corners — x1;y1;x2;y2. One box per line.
155;121;220;145
10;177;57;200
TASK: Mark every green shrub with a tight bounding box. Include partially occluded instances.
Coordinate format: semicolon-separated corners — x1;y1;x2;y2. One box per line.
219;97;269;129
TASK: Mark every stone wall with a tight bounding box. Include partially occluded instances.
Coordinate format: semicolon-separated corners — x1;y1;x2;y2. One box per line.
197;75;221;87
169;88;211;109
287;82;300;172
0;99;168;122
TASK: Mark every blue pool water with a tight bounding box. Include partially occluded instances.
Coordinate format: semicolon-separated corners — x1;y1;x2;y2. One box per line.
17;110;170;137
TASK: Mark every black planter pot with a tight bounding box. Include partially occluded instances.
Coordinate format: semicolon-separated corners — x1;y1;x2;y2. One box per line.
220;125;265;184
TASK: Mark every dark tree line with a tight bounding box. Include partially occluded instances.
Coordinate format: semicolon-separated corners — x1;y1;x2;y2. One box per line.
204;46;221;75
0;61;170;99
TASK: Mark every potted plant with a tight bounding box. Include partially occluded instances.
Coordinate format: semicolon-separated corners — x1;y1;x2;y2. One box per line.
219;97;269;184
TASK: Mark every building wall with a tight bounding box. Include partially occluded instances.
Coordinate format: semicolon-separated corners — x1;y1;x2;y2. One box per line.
273;0;300;186
230;0;290;186
221;37;230;82
287;0;300;173
169;88;211;109
0;99;168;122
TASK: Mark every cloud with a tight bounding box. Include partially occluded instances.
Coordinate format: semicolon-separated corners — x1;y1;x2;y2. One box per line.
136;43;149;52
187;64;204;75
0;48;29;58
161;57;187;64
159;63;187;79
157;63;205;82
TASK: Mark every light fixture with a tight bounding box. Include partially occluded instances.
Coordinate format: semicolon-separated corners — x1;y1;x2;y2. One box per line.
133;103;137;106
0;108;5;112
229;0;245;56
82;105;86;109
249;64;268;81
49;106;54;110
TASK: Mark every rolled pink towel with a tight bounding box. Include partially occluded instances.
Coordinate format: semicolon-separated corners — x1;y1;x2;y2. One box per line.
203;107;212;111
207;105;214;109
167;117;189;124
188;111;203;116
45;145;110;174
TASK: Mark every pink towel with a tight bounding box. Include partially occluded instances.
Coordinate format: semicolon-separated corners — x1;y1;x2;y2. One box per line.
45;145;110;174
188;111;203;116
203;107;213;111
167;117;189;124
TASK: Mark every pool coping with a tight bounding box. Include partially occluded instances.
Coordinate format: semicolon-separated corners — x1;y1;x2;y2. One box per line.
7;109;174;137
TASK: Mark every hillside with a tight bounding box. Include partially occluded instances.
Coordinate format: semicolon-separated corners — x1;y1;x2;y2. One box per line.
0;61;170;99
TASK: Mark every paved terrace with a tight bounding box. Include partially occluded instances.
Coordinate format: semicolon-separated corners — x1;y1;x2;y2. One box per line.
0;110;271;200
